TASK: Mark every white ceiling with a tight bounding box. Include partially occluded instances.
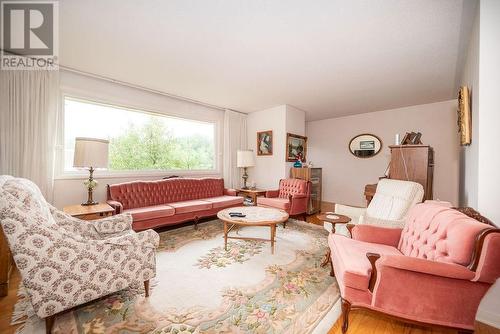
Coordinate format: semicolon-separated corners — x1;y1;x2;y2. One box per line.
59;0;476;121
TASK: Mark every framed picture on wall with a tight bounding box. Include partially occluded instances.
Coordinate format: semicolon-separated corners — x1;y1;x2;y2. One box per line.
257;130;273;155
286;133;307;162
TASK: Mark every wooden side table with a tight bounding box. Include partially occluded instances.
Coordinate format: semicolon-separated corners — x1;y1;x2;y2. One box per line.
236;188;267;206
63;203;115;220
317;213;351;276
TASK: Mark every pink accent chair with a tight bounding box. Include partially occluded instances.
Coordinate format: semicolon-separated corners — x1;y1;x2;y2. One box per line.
256;178;310;220
329;203;500;333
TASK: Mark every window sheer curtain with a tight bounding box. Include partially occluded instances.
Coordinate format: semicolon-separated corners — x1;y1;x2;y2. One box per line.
223;109;247;189
0;70;59;202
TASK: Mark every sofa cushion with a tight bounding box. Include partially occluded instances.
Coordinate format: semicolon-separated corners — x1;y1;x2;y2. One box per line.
257;197;290;211
169;200;212;214
329;233;402;291
201;196;243;208
107;178;225;210
399;203;490;266
123;205;175;222
366;178;424;221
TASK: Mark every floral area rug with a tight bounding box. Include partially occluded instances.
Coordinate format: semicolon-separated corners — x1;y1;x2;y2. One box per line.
13;219;339;334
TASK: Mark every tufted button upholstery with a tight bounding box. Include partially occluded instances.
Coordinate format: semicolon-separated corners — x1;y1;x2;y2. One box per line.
108;178;225;210
277;178;308;198
398;203;490;266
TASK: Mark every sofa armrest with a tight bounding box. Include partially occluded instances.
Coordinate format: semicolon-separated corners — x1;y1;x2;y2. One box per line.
369;254;488;328
266;189;280;198
102;229;160;249
378;254;475;280
107;200;123;214
363;215;406;228
224;188;237;196
334;204;366;223
351;225;403;247
91;213;133;236
289;193;309;215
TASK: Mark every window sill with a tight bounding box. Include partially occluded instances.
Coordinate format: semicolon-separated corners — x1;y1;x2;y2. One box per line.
54;170;222;181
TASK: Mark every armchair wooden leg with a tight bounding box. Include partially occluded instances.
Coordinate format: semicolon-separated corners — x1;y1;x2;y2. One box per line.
341;298;351;334
283;221;287;229
144;280;150;297
194;217;199;230
45;315;55;334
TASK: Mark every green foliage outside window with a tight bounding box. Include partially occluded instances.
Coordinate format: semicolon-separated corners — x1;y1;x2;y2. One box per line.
109;117;214;170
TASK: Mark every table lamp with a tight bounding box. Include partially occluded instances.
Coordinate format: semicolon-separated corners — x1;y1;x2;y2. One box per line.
73;137;109;205
237;149;255;189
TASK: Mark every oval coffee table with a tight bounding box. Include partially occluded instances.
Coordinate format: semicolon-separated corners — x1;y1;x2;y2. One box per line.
217;206;289;254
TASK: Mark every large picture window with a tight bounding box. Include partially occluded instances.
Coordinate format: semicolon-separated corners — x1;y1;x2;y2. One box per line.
63;97;216;172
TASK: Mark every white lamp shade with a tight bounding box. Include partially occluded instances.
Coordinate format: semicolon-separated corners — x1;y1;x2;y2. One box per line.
237;150;255;168
73;137;109;168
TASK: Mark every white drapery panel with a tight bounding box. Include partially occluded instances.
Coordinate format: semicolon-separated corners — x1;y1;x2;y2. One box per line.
223;109;247;189
0;70;59;201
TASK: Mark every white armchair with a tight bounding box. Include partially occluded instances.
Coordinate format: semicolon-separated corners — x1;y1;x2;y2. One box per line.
325;179;424;235
0;176;159;333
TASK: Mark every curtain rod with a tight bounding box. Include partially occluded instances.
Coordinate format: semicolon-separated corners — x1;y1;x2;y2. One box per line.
60;65;247;115
1;49;246;115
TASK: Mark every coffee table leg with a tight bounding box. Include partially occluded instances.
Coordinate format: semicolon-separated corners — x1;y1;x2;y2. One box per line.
224;221;228;251
270;224;276;254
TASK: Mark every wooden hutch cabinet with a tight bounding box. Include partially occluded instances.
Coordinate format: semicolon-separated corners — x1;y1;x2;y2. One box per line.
364;145;434;204
290;167;322;214
388;145;434;200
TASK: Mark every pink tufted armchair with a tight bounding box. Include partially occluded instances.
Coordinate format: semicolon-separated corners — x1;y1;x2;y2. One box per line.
257;178;310;222
329;203;500;333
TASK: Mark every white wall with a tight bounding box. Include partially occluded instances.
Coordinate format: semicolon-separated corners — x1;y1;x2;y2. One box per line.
477;0;500;224
53;70;224;208
458;0;500;224
285;105;306;175
246;105;306;189
459;5;479;208
306;100;460;207
247;106;287;189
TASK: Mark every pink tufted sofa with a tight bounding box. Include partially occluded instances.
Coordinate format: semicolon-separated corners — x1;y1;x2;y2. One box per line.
329;203;500;333
107;178;243;230
256;178;310;218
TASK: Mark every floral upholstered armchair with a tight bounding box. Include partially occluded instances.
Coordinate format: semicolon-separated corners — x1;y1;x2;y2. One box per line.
0;176;159;333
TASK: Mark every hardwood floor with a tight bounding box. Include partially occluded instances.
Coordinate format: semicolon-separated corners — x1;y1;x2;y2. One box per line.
327;309;457;334
0;268;21;334
0;207;459;334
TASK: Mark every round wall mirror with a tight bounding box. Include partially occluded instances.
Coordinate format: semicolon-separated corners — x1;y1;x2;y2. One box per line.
349;134;382;158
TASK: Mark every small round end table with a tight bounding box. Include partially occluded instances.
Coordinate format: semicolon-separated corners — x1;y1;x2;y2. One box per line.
317;213;352;272
317;212;351;234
